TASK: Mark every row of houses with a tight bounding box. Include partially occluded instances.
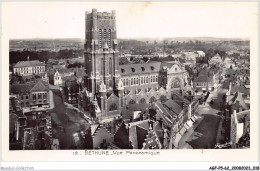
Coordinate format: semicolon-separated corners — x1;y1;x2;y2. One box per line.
71;97;199;149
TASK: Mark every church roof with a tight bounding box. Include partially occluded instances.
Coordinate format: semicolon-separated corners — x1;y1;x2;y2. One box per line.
119;61;161;76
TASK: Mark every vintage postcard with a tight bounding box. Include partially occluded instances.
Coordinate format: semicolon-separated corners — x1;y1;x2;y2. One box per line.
1;1;259;164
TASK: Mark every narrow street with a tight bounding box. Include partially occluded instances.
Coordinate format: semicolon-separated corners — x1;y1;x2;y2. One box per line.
50;89;90;149
178;80;228;149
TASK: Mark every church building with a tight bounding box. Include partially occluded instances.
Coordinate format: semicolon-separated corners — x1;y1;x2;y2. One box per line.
79;9;190;121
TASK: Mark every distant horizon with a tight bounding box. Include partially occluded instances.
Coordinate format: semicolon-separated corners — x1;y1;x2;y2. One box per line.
3;2;256;39
9;36;250;41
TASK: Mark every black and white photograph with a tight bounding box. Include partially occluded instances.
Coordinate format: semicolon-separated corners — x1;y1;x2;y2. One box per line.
1;1;259;170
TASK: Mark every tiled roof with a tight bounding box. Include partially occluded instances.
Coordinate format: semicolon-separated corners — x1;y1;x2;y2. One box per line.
229;92;248;110
194;75;211;82
14;60;45;68
163;99;183;115
30;80;49;92
56;68;75;74
10;83;35;94
119;61;161;76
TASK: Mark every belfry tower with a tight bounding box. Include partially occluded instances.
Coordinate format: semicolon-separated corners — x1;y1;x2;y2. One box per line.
84;9;123;120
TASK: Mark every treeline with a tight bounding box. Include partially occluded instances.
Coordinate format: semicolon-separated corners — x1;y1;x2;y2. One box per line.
9;49;84;65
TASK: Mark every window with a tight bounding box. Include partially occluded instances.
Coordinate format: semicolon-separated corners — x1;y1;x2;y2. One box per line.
33;94;36;101
21;102;24;107
104;29;107;40
129;99;135;104
38;93;42;99
141;77;143;84
134;78;136;85
131;68;135;72
108;29;111;48
155;76;158;82
109;103;117;111
131;78;133;85
141;67;145;71
146;76;149;83
25;95;29;100
140;98;146;104
126;79;129;86
149;96;157;103
21;95;23;100
151;66;154;71
43;93;47;100
136;78;139;85
98;29;102;48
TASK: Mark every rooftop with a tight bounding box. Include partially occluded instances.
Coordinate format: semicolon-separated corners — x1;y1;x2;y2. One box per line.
14;60;45;68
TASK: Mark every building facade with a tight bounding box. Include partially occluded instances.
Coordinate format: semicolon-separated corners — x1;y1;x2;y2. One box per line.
10;80;50;110
79;9;189;121
13;59;46;76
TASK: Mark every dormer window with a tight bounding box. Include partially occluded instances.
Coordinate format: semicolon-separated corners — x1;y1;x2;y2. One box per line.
131;68;135;72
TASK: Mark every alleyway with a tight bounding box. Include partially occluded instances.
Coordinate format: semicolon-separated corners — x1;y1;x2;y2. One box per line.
178;79;228;149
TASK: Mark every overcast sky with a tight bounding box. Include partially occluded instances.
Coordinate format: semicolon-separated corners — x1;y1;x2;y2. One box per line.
2;1;258;39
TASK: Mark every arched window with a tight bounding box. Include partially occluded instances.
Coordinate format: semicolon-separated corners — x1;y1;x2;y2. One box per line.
129;99;135;104
149;96;157;103
171;79;181;88
140;98;146;104
160;95;167;103
109;103;117;111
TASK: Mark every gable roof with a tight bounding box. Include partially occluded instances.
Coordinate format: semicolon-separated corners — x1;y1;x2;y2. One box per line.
163;99;183;115
229;92;248;110
30;80;49;92
14;60;45;68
